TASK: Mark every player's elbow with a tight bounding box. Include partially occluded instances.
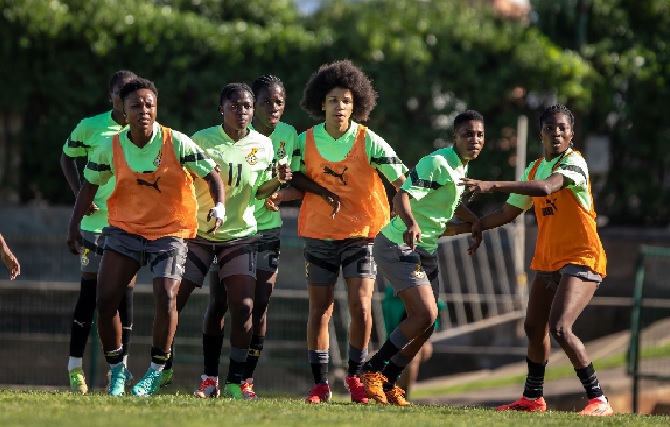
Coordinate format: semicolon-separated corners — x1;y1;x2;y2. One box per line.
537;184;555;196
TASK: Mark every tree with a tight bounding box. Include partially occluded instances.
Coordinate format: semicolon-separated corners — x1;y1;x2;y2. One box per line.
532;0;670;225
0;0;596;213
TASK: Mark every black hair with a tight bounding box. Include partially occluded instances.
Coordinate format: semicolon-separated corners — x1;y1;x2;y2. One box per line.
539;104;574;129
109;70;137;93
219;82;254;106
453;110;484;130
300;59;377;122
119;77;158;101
251;75;284;98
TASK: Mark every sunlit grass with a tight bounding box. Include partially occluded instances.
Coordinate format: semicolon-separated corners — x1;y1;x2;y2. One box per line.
1;389;667;427
412;342;670;398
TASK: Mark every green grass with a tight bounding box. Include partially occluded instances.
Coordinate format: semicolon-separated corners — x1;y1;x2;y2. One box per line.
0;390;667;427
412;342;670;398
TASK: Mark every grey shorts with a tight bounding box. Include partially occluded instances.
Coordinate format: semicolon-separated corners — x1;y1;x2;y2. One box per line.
182;235;258;287
102;226;188;280
535;264;603;292
80;230;104;273
372;233;440;298
256;228;280;274
304;237;376;286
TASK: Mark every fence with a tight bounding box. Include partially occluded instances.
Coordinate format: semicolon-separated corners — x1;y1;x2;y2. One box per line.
627;245;670;413
0;207;528;394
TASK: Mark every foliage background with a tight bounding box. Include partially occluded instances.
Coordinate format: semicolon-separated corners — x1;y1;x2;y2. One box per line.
0;0;668;225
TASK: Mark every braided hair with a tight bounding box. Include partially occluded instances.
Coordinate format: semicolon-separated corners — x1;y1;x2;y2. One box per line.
252;74;284;98
539;104;574;130
540;104;574;150
219;82;254;106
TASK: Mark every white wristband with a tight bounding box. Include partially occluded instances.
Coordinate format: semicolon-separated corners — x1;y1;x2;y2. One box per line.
276;158;287;185
213;202;225;220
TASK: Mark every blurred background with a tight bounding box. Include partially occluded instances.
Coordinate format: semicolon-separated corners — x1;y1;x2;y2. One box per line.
1;0;670;413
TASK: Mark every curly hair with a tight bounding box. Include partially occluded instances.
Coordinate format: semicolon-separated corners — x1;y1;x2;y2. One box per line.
219;82;254;107
119;77;158;101
539;104;574;130
300;59;377;122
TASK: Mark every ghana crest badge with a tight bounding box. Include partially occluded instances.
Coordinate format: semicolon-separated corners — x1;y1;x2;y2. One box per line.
81;248;90;266
277;141;286;158
412;264;426;279
153;149;162;167
246;148;259;165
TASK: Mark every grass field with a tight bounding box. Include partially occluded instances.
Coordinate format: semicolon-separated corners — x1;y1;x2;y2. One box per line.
413;341;670;398
1;390;668;427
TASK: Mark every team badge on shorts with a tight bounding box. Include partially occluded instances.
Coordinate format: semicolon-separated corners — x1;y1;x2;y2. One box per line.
277;141;286;158
246;148;259;165
81;248;90;266
153;149;162;167
412;264;426;279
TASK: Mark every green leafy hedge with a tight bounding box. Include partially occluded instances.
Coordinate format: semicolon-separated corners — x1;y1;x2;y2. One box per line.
1;0;611;220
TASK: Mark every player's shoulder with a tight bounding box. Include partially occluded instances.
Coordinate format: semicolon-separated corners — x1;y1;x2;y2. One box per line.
249;128;272;141
275;121;298;135
191;125;222;146
73;111;111;133
363;125;383;141
89;136;114;156
363;126;394;154
248;129;274;151
421;147;453;167
168;127;189;140
564;149;588;166
299;123;323;137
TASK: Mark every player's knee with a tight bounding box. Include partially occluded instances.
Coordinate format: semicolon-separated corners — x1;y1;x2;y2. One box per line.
413;310;436;332
230;297;253;321
205;301;227;321
523;320;545;340
309;301;333;318
428;303;439;323
349;298;371;318
96;293;117;318
549;322;573;344
154;289;176;314
254;293;270;315
210;289;228;307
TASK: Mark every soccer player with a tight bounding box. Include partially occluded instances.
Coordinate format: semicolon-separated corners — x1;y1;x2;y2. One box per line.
290;59;408;404
235;74;300;398
176;82;291;399
458;104;613;417
360;111;484;405
66;77;224;397
380;284;446;401
60;70;137;393
0;233;20;280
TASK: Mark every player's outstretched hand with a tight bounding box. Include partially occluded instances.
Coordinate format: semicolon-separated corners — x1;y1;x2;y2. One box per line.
207;202;225;234
276;161;292;184
403;221;422;251
1;245;20;280
320;190;341;219
468;219;483;255
84;201;99;216
67;225;83;256
459;178;493;202
265;192;281;212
